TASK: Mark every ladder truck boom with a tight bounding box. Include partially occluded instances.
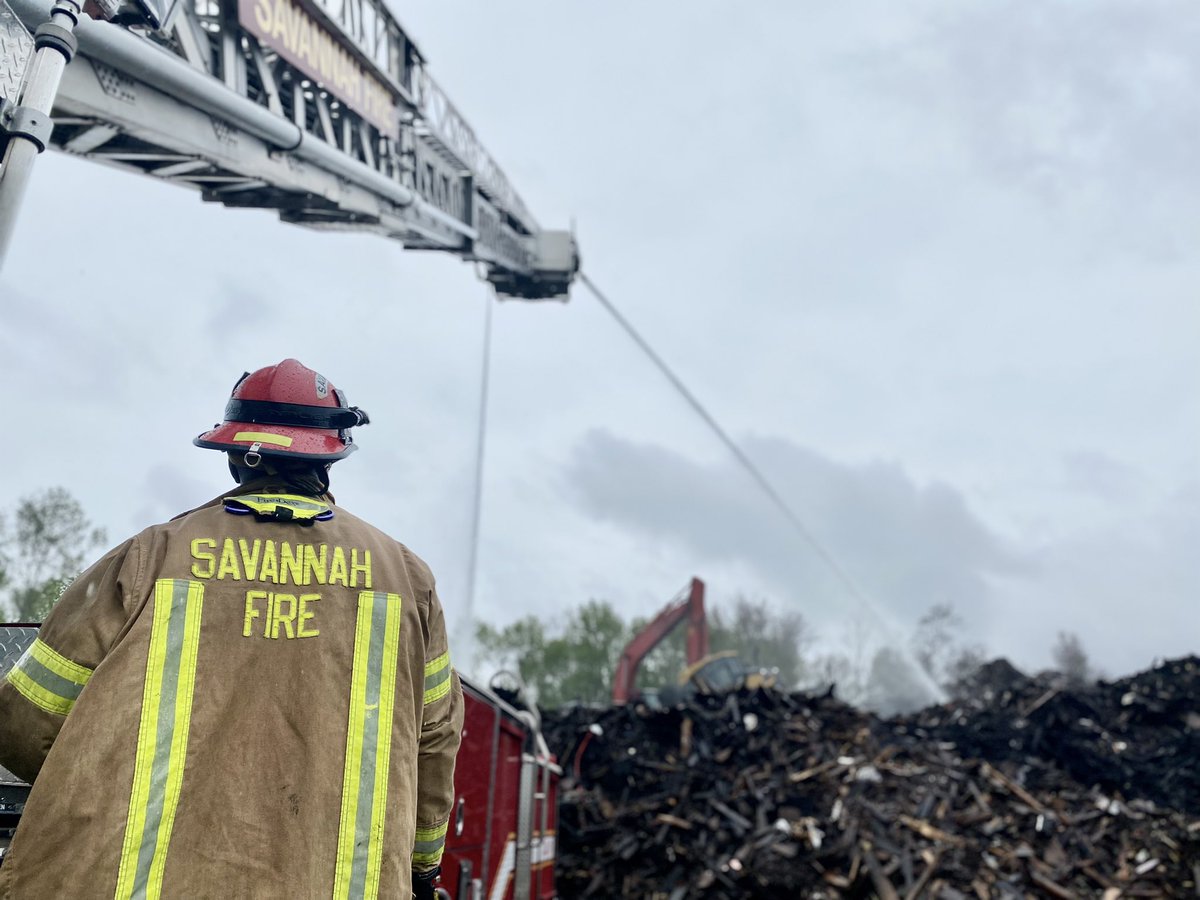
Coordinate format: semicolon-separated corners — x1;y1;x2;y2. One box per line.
0;0;579;298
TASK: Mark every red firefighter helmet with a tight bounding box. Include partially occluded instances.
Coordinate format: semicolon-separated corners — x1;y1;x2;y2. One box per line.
194;359;369;462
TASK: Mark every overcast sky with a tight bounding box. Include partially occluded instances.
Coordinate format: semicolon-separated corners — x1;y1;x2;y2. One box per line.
2;1;1196;682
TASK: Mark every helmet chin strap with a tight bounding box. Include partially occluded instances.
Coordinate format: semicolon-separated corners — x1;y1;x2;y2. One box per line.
227;454;332;494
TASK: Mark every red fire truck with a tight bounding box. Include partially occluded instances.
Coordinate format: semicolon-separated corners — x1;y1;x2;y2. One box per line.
0;624;560;900
446;676;560;900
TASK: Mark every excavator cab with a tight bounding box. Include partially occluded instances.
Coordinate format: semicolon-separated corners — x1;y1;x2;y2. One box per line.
680;650;779;695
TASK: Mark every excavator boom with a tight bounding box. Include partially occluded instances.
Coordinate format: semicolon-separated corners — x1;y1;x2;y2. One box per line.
611;578;708;704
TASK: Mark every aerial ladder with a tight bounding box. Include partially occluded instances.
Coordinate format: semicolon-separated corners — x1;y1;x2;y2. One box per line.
0;0;579;298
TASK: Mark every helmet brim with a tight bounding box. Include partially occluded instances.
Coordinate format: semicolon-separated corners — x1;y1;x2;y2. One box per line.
194;421;356;461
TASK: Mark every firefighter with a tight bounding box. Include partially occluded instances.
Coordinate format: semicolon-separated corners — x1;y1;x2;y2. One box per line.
0;359;464;900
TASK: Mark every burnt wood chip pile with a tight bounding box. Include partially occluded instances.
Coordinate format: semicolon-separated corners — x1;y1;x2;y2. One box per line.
544;656;1200;898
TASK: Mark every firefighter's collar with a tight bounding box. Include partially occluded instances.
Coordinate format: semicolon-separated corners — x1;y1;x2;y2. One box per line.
223;493;333;523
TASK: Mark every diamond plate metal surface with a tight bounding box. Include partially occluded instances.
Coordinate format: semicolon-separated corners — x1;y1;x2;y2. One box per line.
94;62;136;103
0;626;36;788
0;0;32;103
211;116;234;145
0;625;35;679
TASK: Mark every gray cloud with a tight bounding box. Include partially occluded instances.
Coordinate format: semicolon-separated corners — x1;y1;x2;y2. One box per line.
564;430;1023;628
1060;450;1145;504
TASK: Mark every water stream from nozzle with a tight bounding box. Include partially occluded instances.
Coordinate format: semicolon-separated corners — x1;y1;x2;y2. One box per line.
454;290;493;676
579;271;947;706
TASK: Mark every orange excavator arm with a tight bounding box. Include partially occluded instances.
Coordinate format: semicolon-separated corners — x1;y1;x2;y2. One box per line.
611;578;708;703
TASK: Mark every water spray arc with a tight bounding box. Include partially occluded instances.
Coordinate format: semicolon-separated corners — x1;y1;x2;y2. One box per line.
578;271;947;705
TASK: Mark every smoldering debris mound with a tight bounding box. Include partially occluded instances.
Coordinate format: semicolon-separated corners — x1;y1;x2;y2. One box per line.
543;656;1200;898
896;656;1200;814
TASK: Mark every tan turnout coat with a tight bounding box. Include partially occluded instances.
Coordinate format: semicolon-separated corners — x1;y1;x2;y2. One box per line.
0;480;463;899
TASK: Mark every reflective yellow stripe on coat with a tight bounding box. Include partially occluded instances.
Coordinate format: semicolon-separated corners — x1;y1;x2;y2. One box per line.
333;591;403;900
5;638;93;716
423;652;451;706
412;820;448;870
115;579;205;900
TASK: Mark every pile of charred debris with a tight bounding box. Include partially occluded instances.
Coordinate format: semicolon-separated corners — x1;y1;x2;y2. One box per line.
544;656;1200;898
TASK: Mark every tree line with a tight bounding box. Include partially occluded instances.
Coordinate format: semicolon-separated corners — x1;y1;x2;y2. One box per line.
477;595;1096;713
475;594;810;708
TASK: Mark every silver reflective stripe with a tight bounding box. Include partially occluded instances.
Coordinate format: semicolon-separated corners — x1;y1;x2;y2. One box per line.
15;653;82;697
412;821;448;869
425;666;450;691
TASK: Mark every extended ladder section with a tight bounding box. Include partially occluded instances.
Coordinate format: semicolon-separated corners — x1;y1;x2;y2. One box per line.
0;0;579;298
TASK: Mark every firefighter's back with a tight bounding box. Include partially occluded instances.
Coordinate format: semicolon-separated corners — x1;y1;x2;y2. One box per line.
0;493;434;900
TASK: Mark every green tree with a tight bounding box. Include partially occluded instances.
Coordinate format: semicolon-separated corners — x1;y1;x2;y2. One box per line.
710;595;810;688
0;487;107;621
1051;630;1092;687
805;616;874;706
475;599;628;707
911;603;960;679
911;603;986;694
553;600;628;705
628;612;687;693
808;651;865;706
0;512;8;594
474;615;549;685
